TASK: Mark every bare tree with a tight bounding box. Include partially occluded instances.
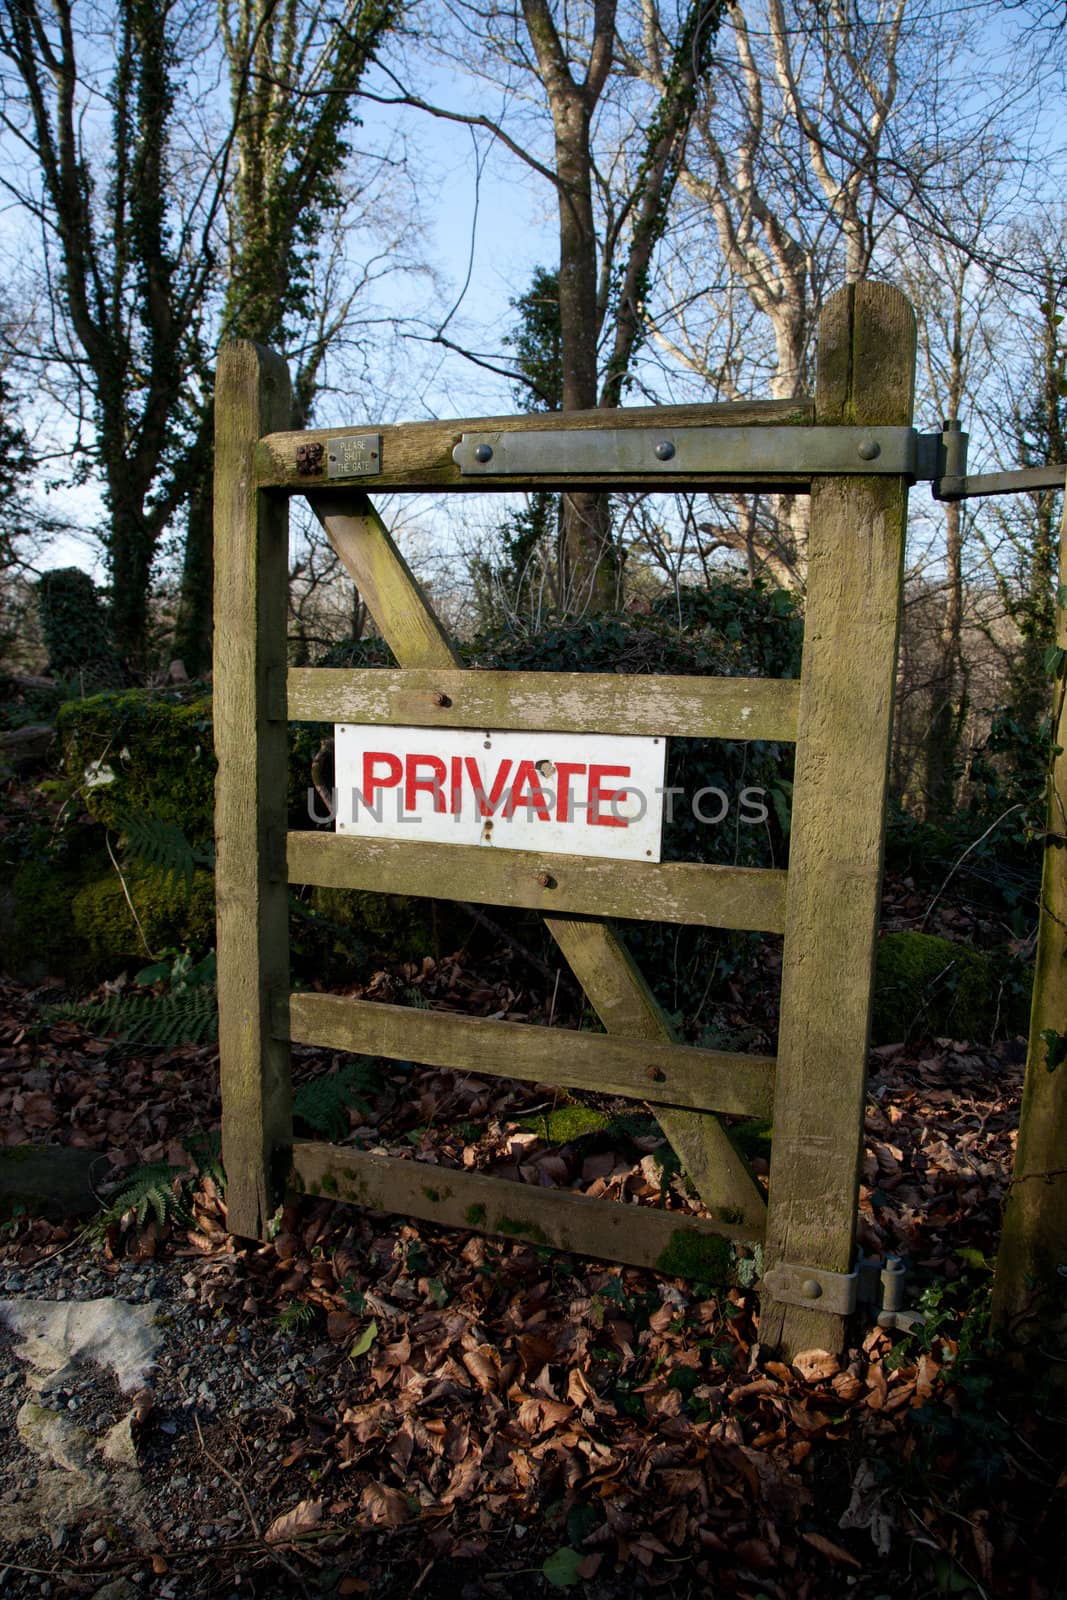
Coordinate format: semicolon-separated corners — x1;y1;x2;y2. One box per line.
370;0;726;612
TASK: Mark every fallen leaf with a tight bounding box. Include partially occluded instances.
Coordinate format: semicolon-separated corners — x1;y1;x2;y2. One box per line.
350;1319;379;1360
462;1343;502;1392
792;1348;840;1383
542;1547;584;1589
801;1530;862;1567
265;1498;323;1544
359;1481;411;1526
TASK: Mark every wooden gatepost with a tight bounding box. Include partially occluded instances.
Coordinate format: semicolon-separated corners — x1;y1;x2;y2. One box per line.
213;281;916;1357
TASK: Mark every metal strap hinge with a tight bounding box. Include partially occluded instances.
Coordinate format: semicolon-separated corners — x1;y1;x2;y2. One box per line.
763;1254;923;1328
761;1261;859;1317
453;425;918;480
451;419;1065;503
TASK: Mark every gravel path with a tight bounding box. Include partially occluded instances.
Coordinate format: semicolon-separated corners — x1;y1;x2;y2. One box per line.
0;1251;366;1599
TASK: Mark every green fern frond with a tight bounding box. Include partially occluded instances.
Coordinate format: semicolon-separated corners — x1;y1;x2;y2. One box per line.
292;1057;380;1140
44;987;218;1047
89;1161;189;1240
183;1131;225;1190
275;1300;316;1331
116;810;215;890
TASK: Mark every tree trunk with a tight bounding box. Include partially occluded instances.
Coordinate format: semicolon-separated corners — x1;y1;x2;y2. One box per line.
923;496;964;818
550;92;618;611
107;495;155;671
174;447;215;678
992;496;1067;1358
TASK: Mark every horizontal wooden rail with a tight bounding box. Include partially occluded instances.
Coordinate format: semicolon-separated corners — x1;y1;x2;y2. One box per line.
257;397;814;493
288;833;788;932
287;993;775;1118
287;667;800;743
290;1143;762;1274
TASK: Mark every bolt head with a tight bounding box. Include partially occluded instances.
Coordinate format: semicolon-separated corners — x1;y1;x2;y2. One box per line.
654;440;676;462
534;871;553;889
857;439;881;462
474;443;494;463
800;1278;823;1300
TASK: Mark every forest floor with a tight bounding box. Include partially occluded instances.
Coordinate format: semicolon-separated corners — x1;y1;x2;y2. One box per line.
0;924;1060;1600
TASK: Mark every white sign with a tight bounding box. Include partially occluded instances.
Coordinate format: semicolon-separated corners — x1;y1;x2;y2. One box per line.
333;725;667;862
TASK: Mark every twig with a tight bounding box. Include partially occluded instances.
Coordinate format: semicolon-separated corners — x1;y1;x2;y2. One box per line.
105;831;158;960
193;1414;263;1540
920;804;1025;931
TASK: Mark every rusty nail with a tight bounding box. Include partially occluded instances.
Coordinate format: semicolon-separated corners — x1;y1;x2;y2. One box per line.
431;692;452;708
645;1065;666;1082
534;872;553;889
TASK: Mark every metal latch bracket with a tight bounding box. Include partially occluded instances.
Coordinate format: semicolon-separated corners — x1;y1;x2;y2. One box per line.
761;1261;859;1317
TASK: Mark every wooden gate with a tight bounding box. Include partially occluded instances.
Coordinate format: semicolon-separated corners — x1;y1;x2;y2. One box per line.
213;281;916;1355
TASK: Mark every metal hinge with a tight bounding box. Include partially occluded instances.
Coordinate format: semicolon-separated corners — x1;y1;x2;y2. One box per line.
454;425;918;480
762;1253;923;1329
452;419;1065;504
761;1261;859;1317
858;1252;925;1333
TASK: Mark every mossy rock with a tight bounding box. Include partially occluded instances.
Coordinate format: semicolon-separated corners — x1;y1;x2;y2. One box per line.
58;690;216;844
70;866;215;973
308;887;468;965
0;1145;101;1219
872;931;1030;1045
8;835;111;982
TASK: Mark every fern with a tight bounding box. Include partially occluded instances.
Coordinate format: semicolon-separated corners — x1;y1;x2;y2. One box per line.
183;1131;225;1190
293;1057;380;1140
275;1300;316;1331
89;1161;188;1240
44;986;218;1046
117;810;213;890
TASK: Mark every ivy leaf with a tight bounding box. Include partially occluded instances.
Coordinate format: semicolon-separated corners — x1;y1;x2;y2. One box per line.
1044;645;1066;680
542;1548;584;1589
1041;1029;1067;1074
349;1319;379;1360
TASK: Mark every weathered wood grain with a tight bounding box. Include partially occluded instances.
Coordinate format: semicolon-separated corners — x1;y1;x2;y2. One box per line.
544;917;768;1228
760;282;916;1356
258;397;814;492
287;666;800;742
213;342;294;1238
290;1142;762;1274
311;489;769;1226
311;495;461;669
287;992;776;1118
287;831;788;933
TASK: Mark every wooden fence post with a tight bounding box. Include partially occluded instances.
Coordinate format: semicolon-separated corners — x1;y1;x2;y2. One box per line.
992;483;1067;1353
760;283;916;1355
214;341;293;1238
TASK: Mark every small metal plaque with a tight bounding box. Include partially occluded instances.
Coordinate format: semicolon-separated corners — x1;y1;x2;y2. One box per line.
326;434;381;477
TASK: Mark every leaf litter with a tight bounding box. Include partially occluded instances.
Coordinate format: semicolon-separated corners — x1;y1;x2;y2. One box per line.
0;957;1058;1598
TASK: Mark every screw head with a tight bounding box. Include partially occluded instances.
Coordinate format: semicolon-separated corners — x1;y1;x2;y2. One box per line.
474;443;494;463
857;439;881;461
654;440;676;462
800;1278;823;1300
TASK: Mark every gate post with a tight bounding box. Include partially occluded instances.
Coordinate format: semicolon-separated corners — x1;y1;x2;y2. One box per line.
213;341;293;1238
761;283;916;1355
